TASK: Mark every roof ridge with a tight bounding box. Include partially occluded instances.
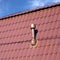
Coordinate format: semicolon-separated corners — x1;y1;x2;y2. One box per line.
0;2;60;20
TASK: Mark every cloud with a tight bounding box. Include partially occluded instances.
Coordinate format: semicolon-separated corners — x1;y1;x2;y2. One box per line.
53;0;60;3
28;0;45;8
28;0;60;9
30;0;40;7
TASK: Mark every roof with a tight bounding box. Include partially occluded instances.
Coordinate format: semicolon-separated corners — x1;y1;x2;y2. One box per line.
0;3;60;60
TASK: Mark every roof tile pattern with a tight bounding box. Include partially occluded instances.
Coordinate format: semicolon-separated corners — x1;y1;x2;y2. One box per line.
0;5;60;60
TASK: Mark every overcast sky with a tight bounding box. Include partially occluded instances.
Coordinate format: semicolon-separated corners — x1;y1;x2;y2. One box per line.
0;0;60;18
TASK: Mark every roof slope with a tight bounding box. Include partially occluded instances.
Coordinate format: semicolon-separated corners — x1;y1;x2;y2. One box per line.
0;3;60;60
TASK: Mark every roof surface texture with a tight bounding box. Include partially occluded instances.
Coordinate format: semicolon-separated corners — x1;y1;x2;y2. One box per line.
0;3;60;60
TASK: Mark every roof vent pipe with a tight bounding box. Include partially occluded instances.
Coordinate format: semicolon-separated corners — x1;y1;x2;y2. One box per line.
30;24;36;46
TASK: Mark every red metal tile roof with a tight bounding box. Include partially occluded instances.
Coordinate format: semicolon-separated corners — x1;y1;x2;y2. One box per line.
0;3;60;60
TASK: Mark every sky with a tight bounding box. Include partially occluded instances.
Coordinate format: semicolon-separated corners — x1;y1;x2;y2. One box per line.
0;0;60;18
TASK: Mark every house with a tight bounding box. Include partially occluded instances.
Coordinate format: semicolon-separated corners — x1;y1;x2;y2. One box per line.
0;3;60;60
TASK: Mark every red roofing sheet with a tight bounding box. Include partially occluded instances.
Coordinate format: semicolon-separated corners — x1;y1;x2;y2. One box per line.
0;4;60;60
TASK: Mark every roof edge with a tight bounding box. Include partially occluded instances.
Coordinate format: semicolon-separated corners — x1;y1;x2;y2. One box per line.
0;2;60;20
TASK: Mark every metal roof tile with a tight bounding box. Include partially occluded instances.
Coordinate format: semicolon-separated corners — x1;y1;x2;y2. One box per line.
0;3;60;60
